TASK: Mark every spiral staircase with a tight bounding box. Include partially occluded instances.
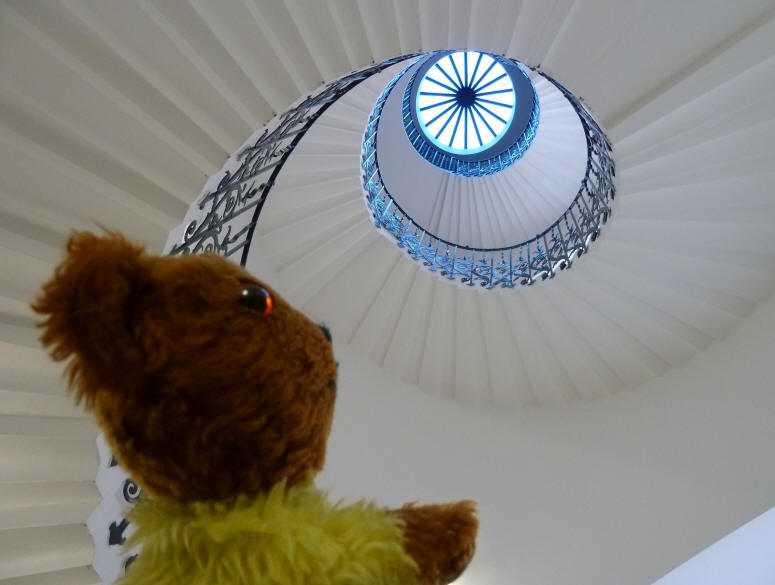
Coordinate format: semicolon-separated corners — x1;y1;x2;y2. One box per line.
1;1;775;584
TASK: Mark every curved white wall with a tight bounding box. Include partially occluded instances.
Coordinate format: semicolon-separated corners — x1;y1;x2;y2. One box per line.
317;291;775;585
655;505;775;585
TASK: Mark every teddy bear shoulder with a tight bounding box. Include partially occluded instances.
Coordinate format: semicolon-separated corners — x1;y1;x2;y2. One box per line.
122;481;420;585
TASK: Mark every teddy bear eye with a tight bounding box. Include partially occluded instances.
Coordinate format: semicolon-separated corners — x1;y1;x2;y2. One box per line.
239;285;272;317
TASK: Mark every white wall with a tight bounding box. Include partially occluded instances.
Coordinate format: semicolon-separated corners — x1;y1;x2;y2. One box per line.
654;506;775;585
317;292;775;585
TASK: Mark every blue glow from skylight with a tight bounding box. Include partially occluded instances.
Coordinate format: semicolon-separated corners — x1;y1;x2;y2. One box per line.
415;51;516;154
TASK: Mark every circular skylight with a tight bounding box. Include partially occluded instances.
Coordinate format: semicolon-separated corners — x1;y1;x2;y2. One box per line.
416;51;516;154
401;51;538;177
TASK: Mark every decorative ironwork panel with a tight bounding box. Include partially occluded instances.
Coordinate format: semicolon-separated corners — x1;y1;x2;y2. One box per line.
88;434;142;585
168;54;419;266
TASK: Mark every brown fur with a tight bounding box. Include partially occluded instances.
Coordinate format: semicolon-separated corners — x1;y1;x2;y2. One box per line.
392;501;479;585
33;231;477;584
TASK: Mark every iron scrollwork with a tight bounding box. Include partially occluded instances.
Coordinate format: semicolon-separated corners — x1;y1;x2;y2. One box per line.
108;518;130;547
122;478;142;504
169;54;420;266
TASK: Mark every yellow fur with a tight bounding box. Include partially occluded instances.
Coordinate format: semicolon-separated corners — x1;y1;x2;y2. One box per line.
122;481;419;585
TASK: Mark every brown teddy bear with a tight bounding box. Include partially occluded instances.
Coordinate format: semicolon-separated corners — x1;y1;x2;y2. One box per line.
33;231;478;585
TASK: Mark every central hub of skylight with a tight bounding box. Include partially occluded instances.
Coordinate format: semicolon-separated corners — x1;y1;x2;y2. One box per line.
456;86;476;107
416;51;516;154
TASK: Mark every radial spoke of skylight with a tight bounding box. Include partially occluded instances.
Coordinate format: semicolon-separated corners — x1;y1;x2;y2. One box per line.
475;73;508;93
469;52;484;89
435;105;460;140
464;108;469;149
449;107;464;148
418;92;454;104
418;92;455;104
477;97;514;108
419;97;457;111
434;64;460;90
449;56;465;89
415;51;516;154
474;102;509;124
480;76;514;93
471;104;497;137
426;76;458;93
468;108;484;146
426;101;459;127
471;59;497;91
477;88;514;96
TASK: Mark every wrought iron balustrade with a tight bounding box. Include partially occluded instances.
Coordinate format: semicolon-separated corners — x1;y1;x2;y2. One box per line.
166;50;613;286
168;54;419;266
362;61;615;288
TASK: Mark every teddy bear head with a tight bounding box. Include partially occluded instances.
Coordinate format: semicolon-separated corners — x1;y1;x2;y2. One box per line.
33;232;337;502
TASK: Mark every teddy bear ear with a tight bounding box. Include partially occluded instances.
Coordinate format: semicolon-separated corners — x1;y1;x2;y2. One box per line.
32;230;153;408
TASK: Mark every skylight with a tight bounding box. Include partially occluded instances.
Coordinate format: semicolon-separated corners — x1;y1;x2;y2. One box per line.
400;51;539;177
415;51;516;154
